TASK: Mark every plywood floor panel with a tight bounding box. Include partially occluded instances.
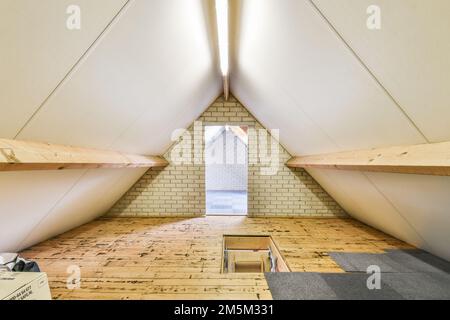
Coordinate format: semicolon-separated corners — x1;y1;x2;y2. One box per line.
21;216;413;300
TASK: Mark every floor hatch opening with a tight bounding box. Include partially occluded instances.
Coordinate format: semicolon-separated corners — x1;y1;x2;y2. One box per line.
222;235;290;273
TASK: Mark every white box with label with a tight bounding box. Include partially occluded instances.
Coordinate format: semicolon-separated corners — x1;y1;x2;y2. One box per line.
0;272;52;300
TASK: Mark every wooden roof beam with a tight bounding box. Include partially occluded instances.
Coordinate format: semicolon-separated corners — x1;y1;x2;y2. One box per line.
0;138;168;171
286;141;450;176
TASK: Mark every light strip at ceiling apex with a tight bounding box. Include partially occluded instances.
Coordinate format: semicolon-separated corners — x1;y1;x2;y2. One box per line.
215;0;229;99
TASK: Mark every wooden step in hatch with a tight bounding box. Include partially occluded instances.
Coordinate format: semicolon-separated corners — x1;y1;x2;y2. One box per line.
222;235;290;273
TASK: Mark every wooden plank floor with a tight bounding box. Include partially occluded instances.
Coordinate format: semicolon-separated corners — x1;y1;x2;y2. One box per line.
21;216;414;300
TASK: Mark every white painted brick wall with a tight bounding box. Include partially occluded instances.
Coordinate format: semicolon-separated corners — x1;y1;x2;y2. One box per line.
108;95;346;218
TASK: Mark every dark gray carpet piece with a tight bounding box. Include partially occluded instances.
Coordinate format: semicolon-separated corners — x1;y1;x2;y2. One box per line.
265;250;450;300
321;273;404;300
382;272;450;300
329;250;450;274
264;273;338;300
265;273;404;300
385;249;450;274
329;252;410;273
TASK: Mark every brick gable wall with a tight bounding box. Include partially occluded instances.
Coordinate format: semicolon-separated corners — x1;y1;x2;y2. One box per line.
107;95;346;217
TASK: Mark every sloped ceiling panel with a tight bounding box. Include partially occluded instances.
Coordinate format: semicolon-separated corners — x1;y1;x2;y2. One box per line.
18;167;147;251
231;0;426;156
0;170;85;252
231;0;450;260
365;173;450;261
308;169;450;261
0;0;128;138
17;0;221;154
0;0;221;251
307;168;426;249
313;0;450;142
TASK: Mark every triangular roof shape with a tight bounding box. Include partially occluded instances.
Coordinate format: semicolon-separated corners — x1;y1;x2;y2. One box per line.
1;1;450;261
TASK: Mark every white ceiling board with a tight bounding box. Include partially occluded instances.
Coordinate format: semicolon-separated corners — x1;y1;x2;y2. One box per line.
306;168;426;248
0;169;86;252
313;0;450;142
111;60;221;154
17;0;221;154
19;167;147;250
231;0;426;156
367;172;450;261
0;0;127;138
232;71;339;156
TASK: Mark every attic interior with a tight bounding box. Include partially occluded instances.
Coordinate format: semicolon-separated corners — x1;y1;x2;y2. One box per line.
1;0;450;301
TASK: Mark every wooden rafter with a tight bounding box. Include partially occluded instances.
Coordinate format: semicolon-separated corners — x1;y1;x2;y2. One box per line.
0;138;168;171
286;141;450;176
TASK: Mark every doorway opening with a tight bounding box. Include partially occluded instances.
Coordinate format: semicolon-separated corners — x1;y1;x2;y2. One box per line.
205;125;248;216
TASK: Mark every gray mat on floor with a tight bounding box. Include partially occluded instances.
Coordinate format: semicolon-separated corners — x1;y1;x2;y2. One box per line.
329;250;450;274
382;272;450;300
266;250;450;300
385;249;450;274
329;252;405;273
264;273;337;300
321;273;403;300
265;273;403;300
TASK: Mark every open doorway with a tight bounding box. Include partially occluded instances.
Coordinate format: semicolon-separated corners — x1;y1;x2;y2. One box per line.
205;125;248;215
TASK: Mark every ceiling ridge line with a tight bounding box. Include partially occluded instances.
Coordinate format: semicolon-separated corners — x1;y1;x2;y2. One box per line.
13;0;134;140
307;0;430;144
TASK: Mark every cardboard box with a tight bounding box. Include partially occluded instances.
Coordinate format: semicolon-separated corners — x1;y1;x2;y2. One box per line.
0;272;52;300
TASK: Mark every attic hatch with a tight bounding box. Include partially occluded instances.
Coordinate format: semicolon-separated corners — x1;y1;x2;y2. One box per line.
222;235;290;273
